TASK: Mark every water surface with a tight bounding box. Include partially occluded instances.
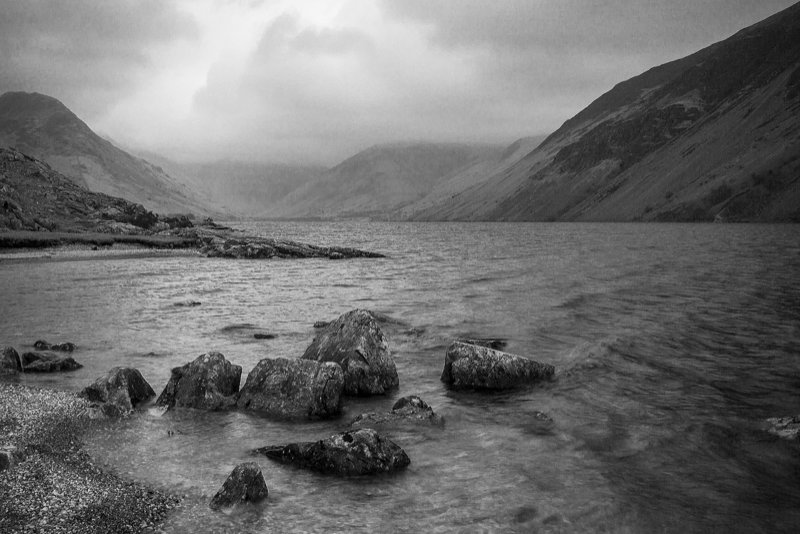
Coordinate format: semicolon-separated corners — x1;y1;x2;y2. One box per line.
2;222;799;533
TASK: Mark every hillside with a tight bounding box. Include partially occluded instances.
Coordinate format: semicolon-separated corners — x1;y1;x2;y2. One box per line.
408;3;800;222
0;92;214;216
269;142;503;219
0;146;189;234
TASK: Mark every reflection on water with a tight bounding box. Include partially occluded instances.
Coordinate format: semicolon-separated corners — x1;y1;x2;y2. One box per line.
2;222;800;532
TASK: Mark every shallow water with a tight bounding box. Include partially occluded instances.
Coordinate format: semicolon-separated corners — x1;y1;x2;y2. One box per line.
2;222;800;533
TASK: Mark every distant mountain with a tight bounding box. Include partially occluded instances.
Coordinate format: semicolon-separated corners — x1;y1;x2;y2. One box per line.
0;92;214;215
269;142;504;219
409;3;800;222
138;153;324;218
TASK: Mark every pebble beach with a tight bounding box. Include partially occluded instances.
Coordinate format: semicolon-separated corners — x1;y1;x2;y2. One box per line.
0;382;179;533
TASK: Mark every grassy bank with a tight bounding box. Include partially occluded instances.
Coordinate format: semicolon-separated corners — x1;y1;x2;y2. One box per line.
0;230;198;250
0;382;179;533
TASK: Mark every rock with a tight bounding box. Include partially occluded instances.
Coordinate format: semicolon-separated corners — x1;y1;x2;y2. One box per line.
521;411;556;435
313;321;331;329
0;445;23;472
173;300;201;307
441;342;554;390
20;351;82;372
79;367;156;417
766;416;800;440
1;346;22;374
209;462;269;510
301;309;398;395
457;338;507;351
253;333;276;340
33;340;76;352
255;428;410;475
156;352;241;410
351;395;444;428
236;358;344;419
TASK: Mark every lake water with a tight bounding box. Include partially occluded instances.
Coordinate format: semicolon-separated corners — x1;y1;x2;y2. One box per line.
2;222;800;533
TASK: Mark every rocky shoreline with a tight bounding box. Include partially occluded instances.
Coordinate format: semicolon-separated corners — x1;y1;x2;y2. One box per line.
0;383;179;534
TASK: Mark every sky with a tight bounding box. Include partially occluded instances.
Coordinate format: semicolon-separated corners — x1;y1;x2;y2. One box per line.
0;0;796;165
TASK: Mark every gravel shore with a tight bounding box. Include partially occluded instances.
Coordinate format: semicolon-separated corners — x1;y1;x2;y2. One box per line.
0;382;179;533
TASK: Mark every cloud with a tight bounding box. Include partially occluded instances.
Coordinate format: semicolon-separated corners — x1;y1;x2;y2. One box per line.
2;0;796;165
0;0;197;119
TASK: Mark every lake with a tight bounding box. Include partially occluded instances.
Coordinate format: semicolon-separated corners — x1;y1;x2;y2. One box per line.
2;222;800;533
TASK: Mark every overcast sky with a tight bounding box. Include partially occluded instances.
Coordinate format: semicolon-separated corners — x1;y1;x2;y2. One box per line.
0;0;796;164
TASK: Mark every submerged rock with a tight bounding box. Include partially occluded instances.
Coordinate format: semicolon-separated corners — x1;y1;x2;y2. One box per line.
173;300;201;307
80;367;156;417
236;358;344;419
521;411;557;436
351;395;444;428
156;352;241;410
1;346;22;375
20;351;82;372
765;416;800;440
33;340;76;352
302;309;398;395
209;462;269;510
441;341;554;390
255;428;410;475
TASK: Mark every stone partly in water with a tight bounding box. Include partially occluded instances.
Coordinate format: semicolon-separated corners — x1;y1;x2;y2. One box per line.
765;416;800;440
156;352;241;410
351;395;444;428
1;346;22;375
20;351;82;372
255;428;410;476
209;462;269;510
33;340;76;352
441;341;554;390
302;309;399;395
236;358;344;419
80;367;156;417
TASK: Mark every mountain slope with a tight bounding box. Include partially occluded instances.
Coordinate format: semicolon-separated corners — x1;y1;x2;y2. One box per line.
0;146;181;233
410;3;800;222
269;142;504;219
0;92;214;215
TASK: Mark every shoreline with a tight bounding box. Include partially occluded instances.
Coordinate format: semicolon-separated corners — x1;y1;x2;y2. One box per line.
0;381;180;533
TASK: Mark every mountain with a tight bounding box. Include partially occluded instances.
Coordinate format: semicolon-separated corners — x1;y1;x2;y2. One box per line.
0;92;214;216
137;153;323;218
408;3;800;222
268;142;504;219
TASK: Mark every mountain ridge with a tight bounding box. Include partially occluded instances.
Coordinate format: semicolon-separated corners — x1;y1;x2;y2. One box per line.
406;2;800;222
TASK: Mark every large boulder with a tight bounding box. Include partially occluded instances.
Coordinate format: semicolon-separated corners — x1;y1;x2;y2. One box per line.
236;358;344;419
441;342;554;390
156;352;241;410
301;309;398;395
209;462;269;510
20;351;82;372
80;367;156;417
351;395;444;428
1;346;22;375
255;428;410;476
